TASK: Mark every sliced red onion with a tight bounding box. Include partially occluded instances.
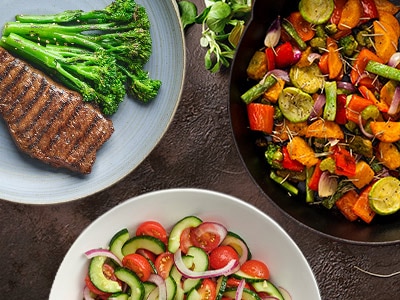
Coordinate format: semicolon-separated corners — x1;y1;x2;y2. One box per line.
307;52;321;64
264;16;281;48
278;286;292;300
337;81;356;93
174;249;239;279
309;94;326;121
388;86;400;115
265;69;290;82
358;115;374;139
318;171;338;198
190;221;228;249
235;279;246;300
84;248;123;266
147;274;167;300
258;294;280;300
388;52;400;68
292;47;302;62
83;286;95;300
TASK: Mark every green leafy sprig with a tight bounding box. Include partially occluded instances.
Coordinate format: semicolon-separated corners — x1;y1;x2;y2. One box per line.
178;0;252;73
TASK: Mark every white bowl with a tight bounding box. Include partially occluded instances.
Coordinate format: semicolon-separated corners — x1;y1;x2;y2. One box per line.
49;188;320;299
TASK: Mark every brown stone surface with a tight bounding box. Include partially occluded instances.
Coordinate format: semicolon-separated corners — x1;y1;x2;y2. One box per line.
1;1;400;298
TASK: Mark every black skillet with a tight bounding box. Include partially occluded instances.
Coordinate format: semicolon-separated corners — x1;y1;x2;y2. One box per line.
229;0;400;244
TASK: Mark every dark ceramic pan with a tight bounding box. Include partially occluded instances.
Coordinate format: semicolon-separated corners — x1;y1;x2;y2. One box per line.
229;0;400;244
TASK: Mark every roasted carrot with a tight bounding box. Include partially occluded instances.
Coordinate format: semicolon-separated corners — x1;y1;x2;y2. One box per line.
352;185;375;224
286;11;315;42
350;48;383;85
327;37;343;80
318;52;329;75
373;20;398;64
345;94;375;124
370;121;400;143
338;0;363;30
358;85;389;112
306;119;344;139
336;190;359;222
247;103;275;133
308;160;322;191
348;160;375;189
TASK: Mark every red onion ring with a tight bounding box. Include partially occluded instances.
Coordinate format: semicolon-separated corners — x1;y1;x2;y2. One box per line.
388;86;400;115
309;94;326;121
278;286;292;300
147;274;167;300
235;279;246;300
265;69;290;82
358;114;374;139
84;248;123;266
174;249;239;279
307;52;321;64
337;81;356;93
83;286;95;300
388;52;400;68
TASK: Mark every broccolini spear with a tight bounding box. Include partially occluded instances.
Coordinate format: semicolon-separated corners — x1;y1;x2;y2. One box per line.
0;0;161;114
0;33;126;115
15;0;136;24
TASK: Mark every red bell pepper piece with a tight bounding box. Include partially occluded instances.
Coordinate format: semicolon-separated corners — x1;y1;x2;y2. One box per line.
247;103;275;133
308;160;322;191
360;0;379;22
332;146;356;177
265;47;275;71
335;94;347;125
282;146;305;172
274;42;300;69
330;0;347;25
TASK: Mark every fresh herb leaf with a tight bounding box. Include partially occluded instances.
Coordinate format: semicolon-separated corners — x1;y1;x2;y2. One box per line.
178;0;198;29
206;2;232;33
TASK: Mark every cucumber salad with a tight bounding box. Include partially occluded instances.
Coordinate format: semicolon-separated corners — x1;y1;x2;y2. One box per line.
242;0;400;223
83;216;290;300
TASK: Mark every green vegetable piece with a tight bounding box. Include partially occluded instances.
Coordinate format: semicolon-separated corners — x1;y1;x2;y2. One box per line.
323;81;337;121
289;63;325;94
299;0;334;25
361;105;380;120
281;18;307;50
369;177;400;215
319;157;336;173
241;75;277;104
278;87;314;123
339;35;358;56
348;136;373;158
305;167;315;203
265;144;284;170
178;1;198;30
270;171;299;196
206;2;232;33
365;60;400;81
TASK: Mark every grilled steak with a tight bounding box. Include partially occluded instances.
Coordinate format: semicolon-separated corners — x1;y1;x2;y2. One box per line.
0;47;114;174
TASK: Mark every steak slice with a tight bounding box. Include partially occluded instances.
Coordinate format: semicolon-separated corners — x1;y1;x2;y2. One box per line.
0;47;114;174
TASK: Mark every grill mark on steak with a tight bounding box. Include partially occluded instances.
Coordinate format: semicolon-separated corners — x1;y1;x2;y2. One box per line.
0;47;114;174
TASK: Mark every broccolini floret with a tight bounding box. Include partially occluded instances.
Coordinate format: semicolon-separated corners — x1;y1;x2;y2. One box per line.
265;143;284;170
0;0;160;115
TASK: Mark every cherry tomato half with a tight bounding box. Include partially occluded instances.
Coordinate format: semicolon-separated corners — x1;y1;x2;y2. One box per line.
180;227;195;254
136;220;168;244
85;275;110;297
240;259;270;280
197;278;217;300
209;245;239;270
225;277;252;290
190;222;225;253
155;252;174;279
122;253;153;282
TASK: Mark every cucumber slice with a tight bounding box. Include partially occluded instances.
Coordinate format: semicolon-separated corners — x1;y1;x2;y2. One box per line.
168;215;202;253
143;282;157;299
299;0;334;25
223;287;261;300
369;176;400;215
109;228;130;261
110;293;129;300
220;231;252;261
183;247;209;292
122;235;166;256
170;255;193;299
165;276;177;300
114;267;145;300
89;256;122;293
252;280;284;300
186;287;202;300
216;275;228;300
231;270;265;283
278;87;314;123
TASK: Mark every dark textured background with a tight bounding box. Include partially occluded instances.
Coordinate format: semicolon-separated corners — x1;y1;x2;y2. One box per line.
1;0;400;298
